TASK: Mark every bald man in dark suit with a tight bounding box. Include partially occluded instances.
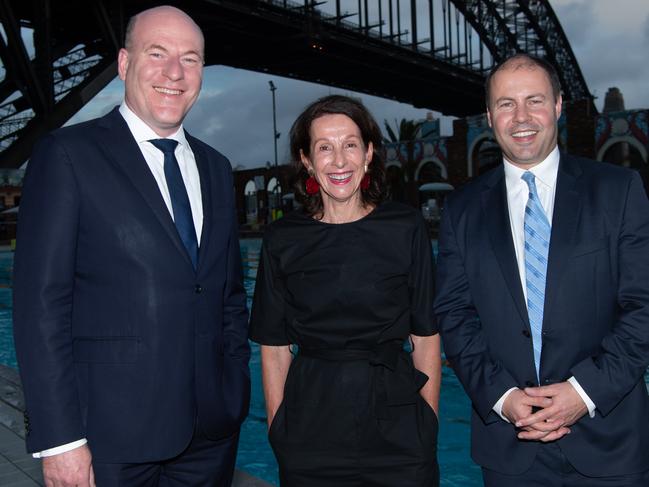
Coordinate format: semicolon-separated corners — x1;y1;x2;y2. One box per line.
13;6;250;486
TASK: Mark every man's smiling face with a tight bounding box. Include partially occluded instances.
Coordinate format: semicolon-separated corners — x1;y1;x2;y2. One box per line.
118;6;204;137
487;64;562;169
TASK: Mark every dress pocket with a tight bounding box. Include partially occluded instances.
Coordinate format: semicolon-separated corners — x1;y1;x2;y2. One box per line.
416;394;439;452
417;394;439;426
268;399;285;445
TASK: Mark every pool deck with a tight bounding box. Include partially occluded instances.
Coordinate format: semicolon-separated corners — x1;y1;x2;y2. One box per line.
0;365;271;487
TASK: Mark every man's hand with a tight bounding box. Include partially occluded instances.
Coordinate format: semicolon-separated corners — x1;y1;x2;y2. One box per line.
515;381;588;442
42;444;95;487
502;388;570;442
501;388;552;426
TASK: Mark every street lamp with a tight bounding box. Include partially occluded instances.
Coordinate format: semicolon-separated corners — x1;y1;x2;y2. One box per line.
268;81;281;222
268;80;279;168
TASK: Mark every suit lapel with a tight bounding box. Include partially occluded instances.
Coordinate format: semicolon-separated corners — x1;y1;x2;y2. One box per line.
482;167;530;326
187;134;213;270
97;108;193;268
544;154;582;324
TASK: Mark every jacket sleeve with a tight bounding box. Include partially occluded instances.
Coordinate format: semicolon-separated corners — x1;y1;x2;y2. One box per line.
570;172;649;415
13;134;85;452
221;168;251;369
434;196;518;422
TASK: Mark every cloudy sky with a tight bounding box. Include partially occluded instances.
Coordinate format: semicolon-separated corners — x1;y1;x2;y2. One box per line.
69;0;649;170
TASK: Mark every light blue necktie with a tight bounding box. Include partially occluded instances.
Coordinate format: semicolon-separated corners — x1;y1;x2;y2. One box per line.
522;171;551;382
149;139;199;269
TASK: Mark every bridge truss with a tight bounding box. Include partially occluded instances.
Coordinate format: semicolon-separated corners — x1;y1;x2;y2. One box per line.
0;0;591;168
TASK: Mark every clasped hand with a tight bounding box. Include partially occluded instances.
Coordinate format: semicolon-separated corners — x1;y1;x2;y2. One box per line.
501;381;588;442
42;445;95;487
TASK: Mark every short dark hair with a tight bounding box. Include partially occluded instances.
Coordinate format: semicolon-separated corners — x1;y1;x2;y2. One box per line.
485;53;562;108
289;95;386;217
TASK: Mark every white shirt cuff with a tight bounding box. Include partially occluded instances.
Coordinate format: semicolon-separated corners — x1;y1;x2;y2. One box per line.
32;439;87;458
568;376;596;418
493;387;519;422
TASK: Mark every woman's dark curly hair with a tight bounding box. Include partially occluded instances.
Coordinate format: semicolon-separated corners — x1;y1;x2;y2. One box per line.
289;95;386;218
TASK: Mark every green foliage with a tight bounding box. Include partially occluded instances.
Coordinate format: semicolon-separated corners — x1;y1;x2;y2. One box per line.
383;118;422;143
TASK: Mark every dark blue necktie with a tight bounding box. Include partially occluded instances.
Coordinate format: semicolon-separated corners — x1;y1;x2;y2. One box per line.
149;139;198;269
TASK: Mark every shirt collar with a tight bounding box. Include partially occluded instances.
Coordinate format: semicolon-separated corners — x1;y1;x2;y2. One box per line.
503;145;560;191
119;102;188;149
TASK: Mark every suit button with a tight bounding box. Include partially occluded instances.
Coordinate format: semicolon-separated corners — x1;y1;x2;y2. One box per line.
542;331;548;337
525;380;534;387
195;285;202;294
522;329;531;338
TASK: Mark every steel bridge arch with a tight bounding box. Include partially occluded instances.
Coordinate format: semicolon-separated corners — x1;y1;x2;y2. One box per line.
449;0;590;101
0;0;592;168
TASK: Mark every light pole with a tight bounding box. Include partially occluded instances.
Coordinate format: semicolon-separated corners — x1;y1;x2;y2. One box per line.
268;80;278;169
268;81;280;222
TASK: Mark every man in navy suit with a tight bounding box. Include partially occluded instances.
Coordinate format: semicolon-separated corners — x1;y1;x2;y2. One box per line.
435;53;649;486
13;6;250;486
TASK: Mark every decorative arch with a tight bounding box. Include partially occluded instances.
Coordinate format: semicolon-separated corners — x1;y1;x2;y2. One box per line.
468;132;501;178
244;180;257;194
415;157;448;182
596;136;648;164
267;176;281;193
243;179;258;224
384;160;402;171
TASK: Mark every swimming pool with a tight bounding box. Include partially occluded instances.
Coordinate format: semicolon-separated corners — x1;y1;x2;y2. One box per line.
3;242;648;486
0;252;15;369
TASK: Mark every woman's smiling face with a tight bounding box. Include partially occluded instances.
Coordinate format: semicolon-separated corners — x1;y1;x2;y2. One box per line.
301;113;373;208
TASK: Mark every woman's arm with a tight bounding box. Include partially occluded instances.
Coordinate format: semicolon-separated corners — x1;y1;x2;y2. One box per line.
411;333;442;415
261;344;293;428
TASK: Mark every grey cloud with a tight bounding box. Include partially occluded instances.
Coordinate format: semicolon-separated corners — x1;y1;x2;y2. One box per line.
66;81;122;126
572;30;648;110
552;1;648;111
184;68;437;169
552;1;596;48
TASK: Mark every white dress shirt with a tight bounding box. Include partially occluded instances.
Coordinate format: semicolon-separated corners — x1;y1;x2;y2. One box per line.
492;146;596;421
119;102;204;242
34;103;204;458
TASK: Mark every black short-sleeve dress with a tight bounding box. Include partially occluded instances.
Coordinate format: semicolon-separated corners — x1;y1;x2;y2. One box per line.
249;201;439;486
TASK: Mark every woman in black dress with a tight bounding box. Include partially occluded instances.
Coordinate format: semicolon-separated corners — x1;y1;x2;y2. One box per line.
249;95;441;486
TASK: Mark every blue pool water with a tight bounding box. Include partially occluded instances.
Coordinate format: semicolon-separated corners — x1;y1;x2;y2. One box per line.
0;252;15;368
2;243;648;486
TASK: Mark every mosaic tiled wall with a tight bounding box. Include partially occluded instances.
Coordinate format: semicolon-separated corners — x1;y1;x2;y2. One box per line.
595;110;648;155
384;138;448;170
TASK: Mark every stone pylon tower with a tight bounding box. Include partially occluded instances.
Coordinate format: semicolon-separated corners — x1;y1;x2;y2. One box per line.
602;87;625;113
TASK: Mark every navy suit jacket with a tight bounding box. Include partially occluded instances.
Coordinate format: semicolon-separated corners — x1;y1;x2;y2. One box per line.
13;108;250;462
435;154;649;476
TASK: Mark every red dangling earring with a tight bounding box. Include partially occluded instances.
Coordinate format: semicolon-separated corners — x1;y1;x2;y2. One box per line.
305;175;320;195
361;173;370;190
